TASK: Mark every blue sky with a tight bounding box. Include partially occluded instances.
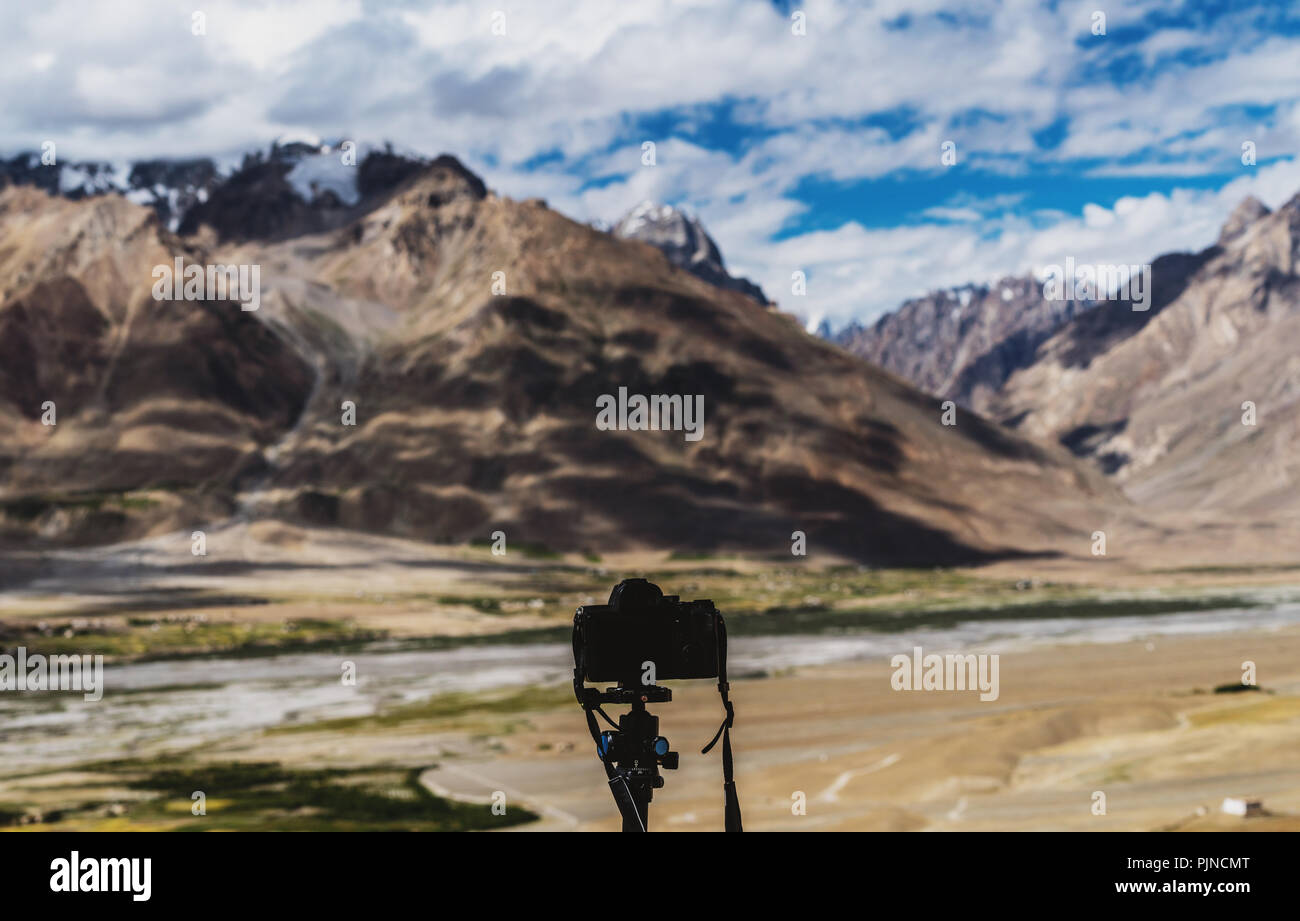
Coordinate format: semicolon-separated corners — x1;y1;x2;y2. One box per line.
5;0;1300;327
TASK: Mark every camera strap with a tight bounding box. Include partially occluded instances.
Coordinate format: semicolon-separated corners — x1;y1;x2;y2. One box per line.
700;616;743;832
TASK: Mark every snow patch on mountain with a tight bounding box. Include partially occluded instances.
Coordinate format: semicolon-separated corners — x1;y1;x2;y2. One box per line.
286;152;361;206
612;201;770;305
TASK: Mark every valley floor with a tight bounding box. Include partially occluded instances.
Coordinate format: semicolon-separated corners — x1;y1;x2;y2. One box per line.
2;523;1299;831
416;626;1300;832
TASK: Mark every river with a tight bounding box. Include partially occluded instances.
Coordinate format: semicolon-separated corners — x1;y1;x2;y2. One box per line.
3;600;1299;773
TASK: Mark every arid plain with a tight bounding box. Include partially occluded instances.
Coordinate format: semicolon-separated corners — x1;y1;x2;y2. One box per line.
2;523;1298;832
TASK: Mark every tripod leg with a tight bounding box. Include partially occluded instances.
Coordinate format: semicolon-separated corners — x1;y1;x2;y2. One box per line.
608;775;648;831
622;784;650;832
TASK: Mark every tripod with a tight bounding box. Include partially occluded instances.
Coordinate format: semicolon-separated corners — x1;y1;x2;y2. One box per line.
576;683;677;832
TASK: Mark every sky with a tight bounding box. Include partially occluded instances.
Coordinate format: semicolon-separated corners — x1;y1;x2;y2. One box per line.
4;0;1300;329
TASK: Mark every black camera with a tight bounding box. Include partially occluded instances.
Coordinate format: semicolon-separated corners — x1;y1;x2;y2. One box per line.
572;578;741;832
572;578;723;684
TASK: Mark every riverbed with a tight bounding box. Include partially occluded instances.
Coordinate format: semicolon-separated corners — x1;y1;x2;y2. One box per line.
4;599;1300;774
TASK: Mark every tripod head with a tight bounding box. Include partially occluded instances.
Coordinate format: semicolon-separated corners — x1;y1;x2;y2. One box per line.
575;684;677;831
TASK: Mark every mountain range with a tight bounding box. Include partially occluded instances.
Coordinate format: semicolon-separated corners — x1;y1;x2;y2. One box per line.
992;195;1300;515
0;142;1117;564
831;275;1090;414
832;193;1300;523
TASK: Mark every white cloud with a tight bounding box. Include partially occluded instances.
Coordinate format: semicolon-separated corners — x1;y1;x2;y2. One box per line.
922;207;984;222
2;0;1298;328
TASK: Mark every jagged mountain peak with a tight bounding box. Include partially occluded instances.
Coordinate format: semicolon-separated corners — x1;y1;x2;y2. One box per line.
614;200;723;265
613;200;769;305
176;147;480;242
1218;195;1271;245
0;141;462;240
832;271;1081;412
0;152;222;231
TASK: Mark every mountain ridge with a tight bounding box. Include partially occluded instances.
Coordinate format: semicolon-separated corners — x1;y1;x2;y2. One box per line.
0;151;1121;564
831;275;1090;414
989;190;1300;515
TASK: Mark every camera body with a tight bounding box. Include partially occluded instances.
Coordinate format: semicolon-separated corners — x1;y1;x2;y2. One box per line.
573;578;722;684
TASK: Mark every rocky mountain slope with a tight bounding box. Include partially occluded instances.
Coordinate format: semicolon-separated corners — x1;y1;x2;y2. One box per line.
0;150;1117;563
832;276;1090;413
830;235;1216;419
990;194;1300;515
827;192;1300;524
0;184;314;544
